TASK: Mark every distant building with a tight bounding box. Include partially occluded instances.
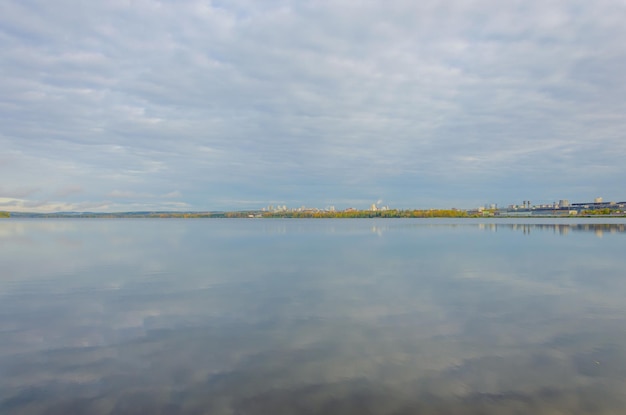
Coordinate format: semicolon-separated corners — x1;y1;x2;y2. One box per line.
595;197;603;203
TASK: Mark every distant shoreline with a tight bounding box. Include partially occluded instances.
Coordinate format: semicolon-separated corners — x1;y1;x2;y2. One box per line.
3;210;626;219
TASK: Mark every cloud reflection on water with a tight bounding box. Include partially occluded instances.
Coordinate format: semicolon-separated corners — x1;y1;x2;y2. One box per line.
1;219;626;414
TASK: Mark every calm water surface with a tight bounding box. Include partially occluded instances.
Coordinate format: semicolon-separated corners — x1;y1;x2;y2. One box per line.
1;218;626;414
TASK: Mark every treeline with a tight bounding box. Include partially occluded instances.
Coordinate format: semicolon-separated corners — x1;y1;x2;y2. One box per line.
260;209;472;218
99;209;473;219
581;208;623;216
6;209;478;219
0;211;9;218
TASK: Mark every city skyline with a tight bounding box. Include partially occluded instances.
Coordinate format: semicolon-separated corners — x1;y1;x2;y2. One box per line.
4;194;625;216
2;1;626;212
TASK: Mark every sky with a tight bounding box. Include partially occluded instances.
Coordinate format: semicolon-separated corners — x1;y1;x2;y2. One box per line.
1;0;626;212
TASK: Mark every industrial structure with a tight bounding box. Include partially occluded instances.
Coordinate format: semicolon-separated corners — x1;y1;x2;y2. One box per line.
502;198;626;216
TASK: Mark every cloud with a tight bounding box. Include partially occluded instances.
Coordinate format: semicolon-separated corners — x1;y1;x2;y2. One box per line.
108;190;149;199
108;189;182;199
0;197;112;212
53;185;84;198
1;0;626;210
0;186;40;199
161;190;181;198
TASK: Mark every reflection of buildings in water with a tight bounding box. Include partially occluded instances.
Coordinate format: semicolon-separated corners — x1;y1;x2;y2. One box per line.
262;224;287;234
506;224;531;234
371;226;384;236
500;223;625;236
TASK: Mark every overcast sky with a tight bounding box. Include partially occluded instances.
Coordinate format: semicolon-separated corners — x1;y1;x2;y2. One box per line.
1;0;625;212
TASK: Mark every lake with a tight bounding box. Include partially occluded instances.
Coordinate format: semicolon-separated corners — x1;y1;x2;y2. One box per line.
1;218;626;414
